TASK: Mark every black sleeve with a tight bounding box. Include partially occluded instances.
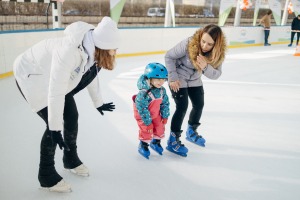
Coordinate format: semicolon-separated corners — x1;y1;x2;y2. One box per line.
71;63;101;95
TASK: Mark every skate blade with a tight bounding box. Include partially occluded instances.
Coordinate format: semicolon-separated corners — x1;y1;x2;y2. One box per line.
138;151;150;159
65;169;90;177
166;146;187;157
40;187;72;193
186;137;205;147
149;146;163;155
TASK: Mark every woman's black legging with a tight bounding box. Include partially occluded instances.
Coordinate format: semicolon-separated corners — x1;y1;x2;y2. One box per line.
37;93;78;134
16;81;80;187
170;86;204;132
37;93;79;187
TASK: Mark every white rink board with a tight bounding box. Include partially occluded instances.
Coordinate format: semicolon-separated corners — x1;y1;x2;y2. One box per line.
0;26;291;75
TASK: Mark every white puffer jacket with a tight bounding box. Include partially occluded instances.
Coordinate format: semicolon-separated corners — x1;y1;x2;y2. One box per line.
13;22;104;131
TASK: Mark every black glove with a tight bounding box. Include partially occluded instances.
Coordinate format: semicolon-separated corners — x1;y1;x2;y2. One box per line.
97;102;115;115
51;131;70;151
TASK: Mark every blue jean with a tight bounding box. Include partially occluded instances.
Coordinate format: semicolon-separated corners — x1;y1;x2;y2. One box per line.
290;32;300;45
264;29;270;44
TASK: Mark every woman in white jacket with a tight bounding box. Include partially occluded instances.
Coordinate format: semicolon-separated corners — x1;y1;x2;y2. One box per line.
13;17;120;192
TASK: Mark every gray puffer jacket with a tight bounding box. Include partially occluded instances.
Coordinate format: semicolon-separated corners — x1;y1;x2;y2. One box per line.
165;37;222;88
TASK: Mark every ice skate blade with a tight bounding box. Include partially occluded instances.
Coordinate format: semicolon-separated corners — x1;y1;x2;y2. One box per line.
166;146;187;157
138;151;150;159
149;145;163;155
139;153;149;159
40;187;72;193
186;137;205;147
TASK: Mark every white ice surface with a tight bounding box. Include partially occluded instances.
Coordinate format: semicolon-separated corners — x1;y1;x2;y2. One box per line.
1;45;300;200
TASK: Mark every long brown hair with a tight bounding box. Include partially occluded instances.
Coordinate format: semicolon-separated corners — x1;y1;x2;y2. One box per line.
94;47;116;70
188;24;227;70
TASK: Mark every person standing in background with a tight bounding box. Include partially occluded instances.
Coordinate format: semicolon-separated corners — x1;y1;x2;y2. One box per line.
288;14;300;47
259;9;273;46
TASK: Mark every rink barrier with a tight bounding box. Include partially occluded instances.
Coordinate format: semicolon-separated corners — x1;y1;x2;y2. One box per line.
0;26;292;79
0;71;13;79
117;50;166;58
0;43;290;79
0;42;288;79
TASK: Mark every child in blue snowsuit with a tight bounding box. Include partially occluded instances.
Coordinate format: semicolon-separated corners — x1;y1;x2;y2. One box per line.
132;63;170;159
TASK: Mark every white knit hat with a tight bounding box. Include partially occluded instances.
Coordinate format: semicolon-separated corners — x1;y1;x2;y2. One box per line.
92;16;121;50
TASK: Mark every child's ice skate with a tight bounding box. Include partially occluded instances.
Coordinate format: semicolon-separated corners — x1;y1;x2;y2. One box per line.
166;131;188;157
186;123;206;147
138;141;150;159
150;139;163;155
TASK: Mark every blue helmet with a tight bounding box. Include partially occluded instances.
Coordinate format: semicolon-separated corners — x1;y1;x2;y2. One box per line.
144;63;168;79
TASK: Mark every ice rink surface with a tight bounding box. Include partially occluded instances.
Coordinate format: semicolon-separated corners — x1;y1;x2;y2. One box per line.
1;44;300;200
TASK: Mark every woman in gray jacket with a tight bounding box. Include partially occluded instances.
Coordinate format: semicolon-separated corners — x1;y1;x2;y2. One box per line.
165;24;227;157
13;17;120;192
